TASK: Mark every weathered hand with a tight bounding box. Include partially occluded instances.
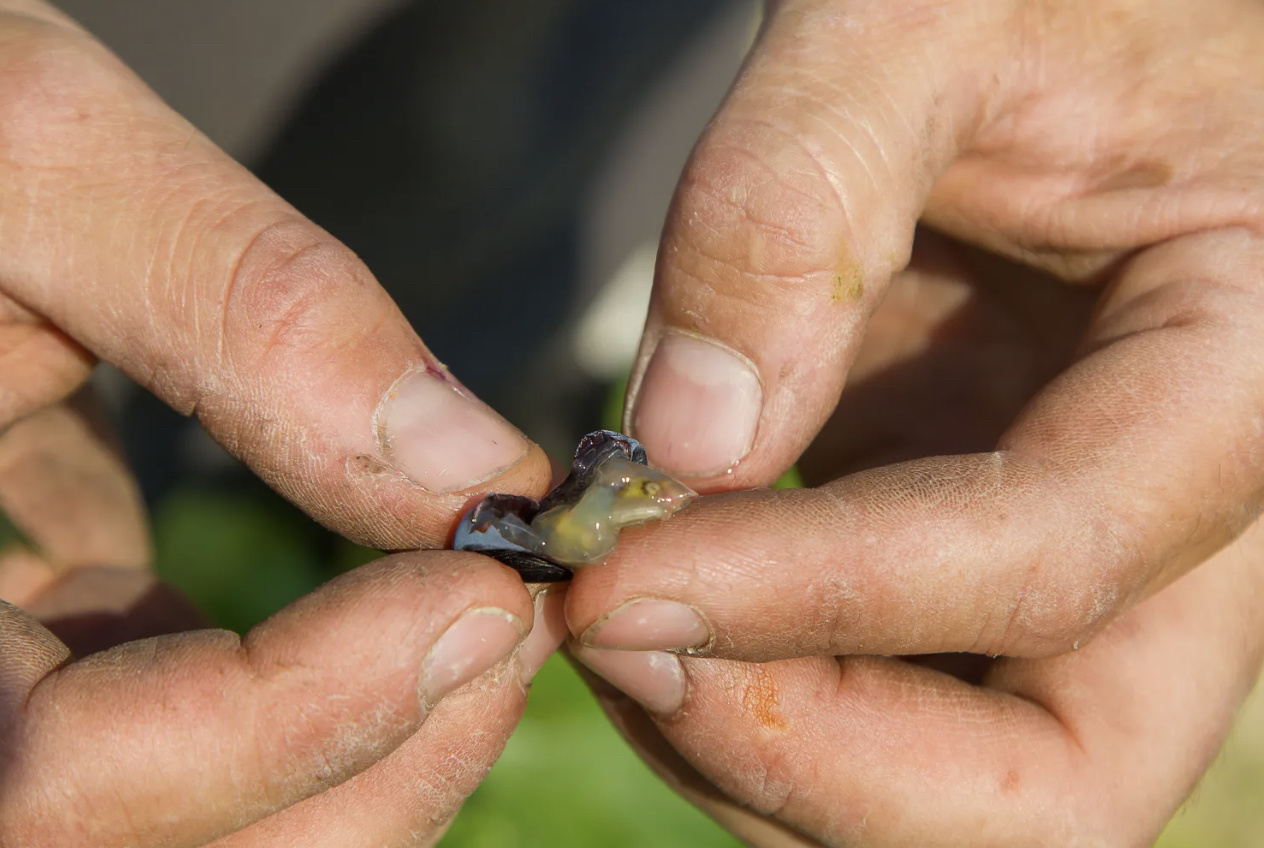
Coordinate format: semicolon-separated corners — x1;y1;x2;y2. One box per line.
0;551;566;848
566;0;1264;843
0;4;563;844
0;0;549;553
0;401;564;848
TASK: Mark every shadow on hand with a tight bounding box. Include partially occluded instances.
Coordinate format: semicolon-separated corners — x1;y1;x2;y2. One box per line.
23;566;209;658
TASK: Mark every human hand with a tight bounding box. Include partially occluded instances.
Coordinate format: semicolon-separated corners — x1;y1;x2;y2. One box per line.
0;6;566;844
565;0;1264;843
0;550;566;847
0;0;550;556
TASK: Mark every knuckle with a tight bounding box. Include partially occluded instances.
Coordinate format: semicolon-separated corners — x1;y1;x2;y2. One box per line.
721;736;801;818
993;527;1132;658
215;219;377;374
995;574;1108;657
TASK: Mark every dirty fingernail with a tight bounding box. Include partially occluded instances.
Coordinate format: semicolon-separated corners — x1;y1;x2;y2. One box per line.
421;607;525;705
582;598;711;652
572;644;686;715
628;332;761;476
378;369;529;493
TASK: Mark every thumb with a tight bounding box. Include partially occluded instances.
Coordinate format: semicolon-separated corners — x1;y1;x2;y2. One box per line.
0;552;534;848
625;0;1002;483
0;7;548;547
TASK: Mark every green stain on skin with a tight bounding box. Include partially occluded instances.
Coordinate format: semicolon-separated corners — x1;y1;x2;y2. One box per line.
832;266;864;303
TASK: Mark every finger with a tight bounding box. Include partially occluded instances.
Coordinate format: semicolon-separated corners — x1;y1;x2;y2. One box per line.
569;229;1264;660
0;551;533;848
0;395;149;604
23;567;207;657
574;519;1264;847
212;587;569;848
799;230;1096;480
571;658;824;848
0;6;549;548
0;394;181;658
0;292;94;428
623;0;1008;482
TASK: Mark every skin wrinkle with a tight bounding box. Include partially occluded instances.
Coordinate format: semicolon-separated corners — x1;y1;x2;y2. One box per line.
314;696;411;793
827;452;1130;657
215;226;350;375
155;200;216;384
414;746;487;813
742;742;799;822
388;667;527;833
688;139;832;252
675;141;844;277
704;118;840;202
778;26;974;203
243;604;392;808
803;564;860;655
678;255;833;334
167;192;271;371
731;85;875;202
1090;279;1261;353
673;217;822;291
664;252;814;330
744;108;873;236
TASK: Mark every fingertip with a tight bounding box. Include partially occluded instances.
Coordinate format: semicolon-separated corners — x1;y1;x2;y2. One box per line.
0;600;71;715
238;552;538;734
626;330;763;478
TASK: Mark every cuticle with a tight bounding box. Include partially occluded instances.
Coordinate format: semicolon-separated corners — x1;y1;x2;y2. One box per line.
657;327;765;391
372;365;530;494
458;605;529;640
626;329;764;474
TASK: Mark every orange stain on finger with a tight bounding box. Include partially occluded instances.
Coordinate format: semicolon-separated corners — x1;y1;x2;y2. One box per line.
740;666;788;731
